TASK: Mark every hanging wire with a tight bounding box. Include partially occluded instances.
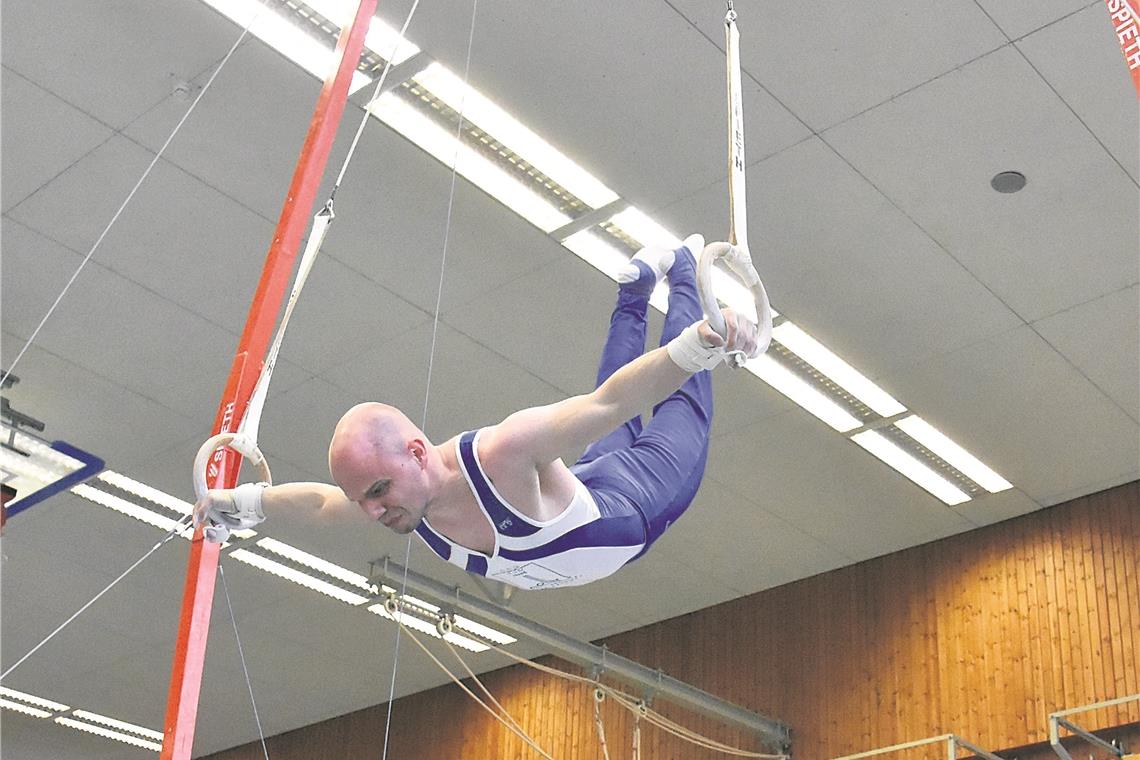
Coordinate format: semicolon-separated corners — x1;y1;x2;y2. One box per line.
0;0;271;387
219;565;271;760
391;614;553;758
1;514;192;681
379;0;479;757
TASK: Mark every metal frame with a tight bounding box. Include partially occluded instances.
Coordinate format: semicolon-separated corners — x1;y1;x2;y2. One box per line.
1049;693;1139;760
832;733;1007;760
369;559;791;753
157;3;378;758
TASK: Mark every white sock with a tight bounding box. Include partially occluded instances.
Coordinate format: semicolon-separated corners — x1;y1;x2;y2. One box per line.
617;245;676;286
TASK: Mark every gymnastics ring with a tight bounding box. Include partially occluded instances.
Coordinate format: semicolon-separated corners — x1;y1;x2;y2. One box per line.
697;241;774;366
192;432;273;503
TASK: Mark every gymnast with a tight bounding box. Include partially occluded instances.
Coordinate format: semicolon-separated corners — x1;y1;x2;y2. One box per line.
195;235;761;590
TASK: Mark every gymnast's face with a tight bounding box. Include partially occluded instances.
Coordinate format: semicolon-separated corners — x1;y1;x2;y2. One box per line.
340;443;429;534
335;432;433;535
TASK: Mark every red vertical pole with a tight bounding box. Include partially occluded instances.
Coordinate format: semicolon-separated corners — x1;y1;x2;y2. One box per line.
159;3;378;758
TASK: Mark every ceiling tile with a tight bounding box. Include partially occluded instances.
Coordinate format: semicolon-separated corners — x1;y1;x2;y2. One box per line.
1;0;247;128
374;0;808;208
1016;2;1140;182
1;220;258;420
824;45;1138;322
669;0;1008;129
1;68;112;212
703;409;976;562
974;0;1092;40
665;137;1023;379
888;323;1140;505
1032;284;1139;421
0;331;200;470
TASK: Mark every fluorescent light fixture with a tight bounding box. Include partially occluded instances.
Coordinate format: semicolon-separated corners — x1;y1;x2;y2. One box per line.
0;699;54;719
851;431;970;505
367;604;489;652
562;230;628;280
608;207;682;251
97;471;193;516
0;687;69;712
413;63;618;209
256;537;373;590
55;717;163;752
369;92;570;231
772;322;906;418
71;484;193;538
301;0;421;65
455;615;517;645
231;549;370;605
895;416;1012;493
71;710;165;743
746;355;862;432
199;0;370;92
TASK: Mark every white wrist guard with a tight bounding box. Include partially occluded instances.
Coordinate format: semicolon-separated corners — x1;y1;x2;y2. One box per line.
202;482;268;543
666;322;727;373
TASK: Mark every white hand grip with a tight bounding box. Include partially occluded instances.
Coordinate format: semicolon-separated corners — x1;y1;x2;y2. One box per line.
192;432;273;502
697;241;774;367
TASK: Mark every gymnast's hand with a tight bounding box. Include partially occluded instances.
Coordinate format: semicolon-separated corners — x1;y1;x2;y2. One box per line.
193;482;268;542
698;308;760;359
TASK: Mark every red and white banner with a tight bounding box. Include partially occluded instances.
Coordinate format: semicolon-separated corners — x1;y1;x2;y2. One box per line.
1105;0;1140;98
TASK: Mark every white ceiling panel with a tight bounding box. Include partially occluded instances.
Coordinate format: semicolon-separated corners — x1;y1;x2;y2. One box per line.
669;0;1008;130
665;136;1023;379
0;68;113;213
974;0;1094;40
889;324;1140;505
0;716;142;760
1032;284;1140;421
375;0;809;209
0;0;244;129
0;332;201;469
329;319;568;442
950;486;1042;527
704;410;977;562
824;45;1139;323
1017;2;1140;182
649;477;849;595
0;218;306;420
123;38;336;221
317;126;567;314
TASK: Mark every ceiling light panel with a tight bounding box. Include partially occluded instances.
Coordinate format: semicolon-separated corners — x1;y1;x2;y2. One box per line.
369;92;571;231
894;416;1012;493
199;0;370;91
413;63;618;209
71;709;166;743
0;699;54;719
747;355;863;432
367;604;489;652
55;717;163;752
0;687;69;712
772;322;906;418
231;548;371;605
851;431;971;505
299;0;421;64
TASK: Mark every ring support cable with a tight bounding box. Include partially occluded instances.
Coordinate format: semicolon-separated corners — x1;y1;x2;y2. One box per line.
696;6;774;363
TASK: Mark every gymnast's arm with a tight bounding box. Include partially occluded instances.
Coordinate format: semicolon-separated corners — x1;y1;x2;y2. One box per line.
488;309;757;467
193;480;354;529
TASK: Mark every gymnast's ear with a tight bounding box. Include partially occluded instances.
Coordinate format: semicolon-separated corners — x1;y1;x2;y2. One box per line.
408;438;427;467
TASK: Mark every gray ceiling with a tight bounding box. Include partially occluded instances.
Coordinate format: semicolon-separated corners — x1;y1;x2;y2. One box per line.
2;0;1137;757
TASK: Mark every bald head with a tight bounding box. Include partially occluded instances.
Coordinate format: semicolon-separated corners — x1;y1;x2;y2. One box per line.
328;403;420;480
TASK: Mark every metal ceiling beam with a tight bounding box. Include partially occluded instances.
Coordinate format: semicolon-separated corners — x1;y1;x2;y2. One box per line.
370;559;791;752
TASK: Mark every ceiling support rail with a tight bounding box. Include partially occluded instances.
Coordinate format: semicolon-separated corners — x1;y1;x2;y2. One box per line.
157;3;378;758
369;559;791;752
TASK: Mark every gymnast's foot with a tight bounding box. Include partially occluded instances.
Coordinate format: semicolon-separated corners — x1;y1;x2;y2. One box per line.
617;233;704;291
